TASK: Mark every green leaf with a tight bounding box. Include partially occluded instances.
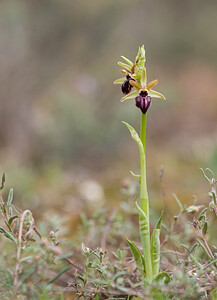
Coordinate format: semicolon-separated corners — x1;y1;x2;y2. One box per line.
148;90;166;100
197;208;207;221
200;168;211;182
122;122;143;150
173;193;183;212
202;221;208;235
121;56;133;67
211;192;217;205
135;201;148;236
190;254;203;270
7;188;13;207
118;62;131;72
121;90;139;102
0;173;5;190
8;215;18;226
5;221;11;231
154;272;171;284
155;211;164;230
206;168;215;177
190;243;199;254
141;67;147;87
0;227;6;234
126;238;146;277
111;271;126;282
181;244;189;252
113;77;126;85
47;266;72;285
4;231;17;243
197;240;212;259
151;212;163;278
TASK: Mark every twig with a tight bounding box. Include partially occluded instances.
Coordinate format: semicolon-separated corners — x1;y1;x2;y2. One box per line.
13;209;32;293
203;238;215;260
64;258;83;272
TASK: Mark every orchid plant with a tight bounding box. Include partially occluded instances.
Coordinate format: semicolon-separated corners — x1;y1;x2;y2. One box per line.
114;46;170;285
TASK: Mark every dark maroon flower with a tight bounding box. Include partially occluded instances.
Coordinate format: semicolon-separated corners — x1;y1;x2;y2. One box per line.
121;75;133;95
135;91;152;114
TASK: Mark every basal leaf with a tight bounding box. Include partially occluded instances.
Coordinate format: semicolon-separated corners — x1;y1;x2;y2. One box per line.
154;272;171;284
126;238;146;277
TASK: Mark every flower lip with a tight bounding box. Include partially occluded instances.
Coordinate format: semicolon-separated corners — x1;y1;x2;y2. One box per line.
135;94;152;114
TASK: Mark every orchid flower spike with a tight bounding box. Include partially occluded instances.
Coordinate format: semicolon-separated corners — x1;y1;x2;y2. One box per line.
114;45;166;114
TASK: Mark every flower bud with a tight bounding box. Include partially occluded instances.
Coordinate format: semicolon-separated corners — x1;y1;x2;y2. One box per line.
121;76;133;95
135;91;152;114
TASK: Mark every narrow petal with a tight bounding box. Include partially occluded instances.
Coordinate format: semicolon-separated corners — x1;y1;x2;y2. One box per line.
148;90;166;100
118;62;131;72
113;77;126;84
146;79;158;90
121;90;139;102
141;67;147;87
121;56;133;67
129;80;142;90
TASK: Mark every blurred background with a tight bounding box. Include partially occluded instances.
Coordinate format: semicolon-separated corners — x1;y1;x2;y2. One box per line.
1;0;217;221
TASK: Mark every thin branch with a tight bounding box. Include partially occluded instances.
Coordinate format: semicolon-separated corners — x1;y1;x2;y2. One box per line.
13;209;32;293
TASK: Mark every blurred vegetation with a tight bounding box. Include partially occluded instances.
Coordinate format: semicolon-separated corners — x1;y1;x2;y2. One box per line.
0;0;217;216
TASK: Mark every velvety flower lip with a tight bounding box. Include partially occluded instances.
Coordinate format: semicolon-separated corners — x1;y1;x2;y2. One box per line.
114;45;166;105
135;93;152;114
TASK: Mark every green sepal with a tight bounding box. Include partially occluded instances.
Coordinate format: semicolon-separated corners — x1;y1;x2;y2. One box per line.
148;90;166;100
153;272;171;284
121;56;133;67
126;238;146;276
121;90;139;102
113;77;126;85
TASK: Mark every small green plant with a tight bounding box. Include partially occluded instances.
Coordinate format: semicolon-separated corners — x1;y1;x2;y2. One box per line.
114;46;168;284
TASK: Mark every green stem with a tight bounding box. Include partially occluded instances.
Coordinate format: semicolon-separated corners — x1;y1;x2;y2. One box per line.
140;113;153;281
